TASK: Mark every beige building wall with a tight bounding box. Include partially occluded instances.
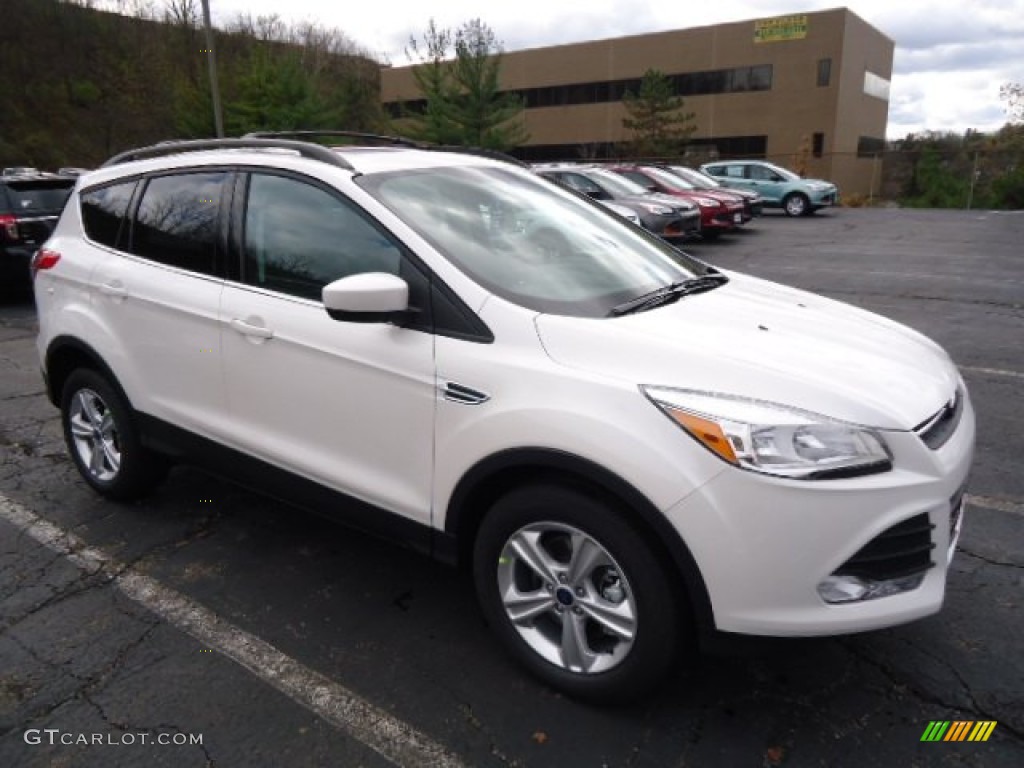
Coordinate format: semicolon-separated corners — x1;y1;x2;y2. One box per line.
381;8;894;196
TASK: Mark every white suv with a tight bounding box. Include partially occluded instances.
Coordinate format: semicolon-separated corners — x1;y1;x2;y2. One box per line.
33;134;974;701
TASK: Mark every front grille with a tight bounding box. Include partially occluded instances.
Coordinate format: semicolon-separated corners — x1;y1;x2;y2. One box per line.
915;388;964;450
833;513;935;582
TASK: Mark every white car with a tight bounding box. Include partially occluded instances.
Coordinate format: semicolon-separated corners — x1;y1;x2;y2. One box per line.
32;134;974;701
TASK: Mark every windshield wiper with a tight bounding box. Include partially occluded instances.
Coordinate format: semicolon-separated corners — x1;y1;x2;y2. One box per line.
609;273;729;317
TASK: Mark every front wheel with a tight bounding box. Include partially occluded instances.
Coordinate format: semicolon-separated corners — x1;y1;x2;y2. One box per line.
783;192;810;217
61;369;166;500
473;483;683;701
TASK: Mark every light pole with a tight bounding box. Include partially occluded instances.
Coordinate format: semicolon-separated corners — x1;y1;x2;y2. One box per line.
200;0;224;137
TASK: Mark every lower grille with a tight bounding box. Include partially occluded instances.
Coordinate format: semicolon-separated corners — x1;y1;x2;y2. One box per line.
834;513;935;582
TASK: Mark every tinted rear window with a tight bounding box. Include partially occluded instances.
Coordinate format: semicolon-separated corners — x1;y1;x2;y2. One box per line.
81;181;137;249
4;181;75;213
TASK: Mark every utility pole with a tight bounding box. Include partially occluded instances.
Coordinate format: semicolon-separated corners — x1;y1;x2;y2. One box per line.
200;0;224;137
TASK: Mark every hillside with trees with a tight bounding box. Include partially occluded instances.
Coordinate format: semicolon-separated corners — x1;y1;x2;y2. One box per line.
0;0;384;168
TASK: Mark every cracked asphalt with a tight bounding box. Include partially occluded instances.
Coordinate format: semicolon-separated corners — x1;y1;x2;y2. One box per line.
1;207;1022;767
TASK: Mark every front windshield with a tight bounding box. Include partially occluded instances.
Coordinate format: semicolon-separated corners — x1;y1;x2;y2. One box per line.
644;167;697;191
583;168;651;198
671;166;719;188
359;165;704;317
766;163;800;181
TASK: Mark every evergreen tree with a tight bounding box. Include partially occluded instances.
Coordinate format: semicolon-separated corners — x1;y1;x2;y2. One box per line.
400;18;528;150
622;69;696;157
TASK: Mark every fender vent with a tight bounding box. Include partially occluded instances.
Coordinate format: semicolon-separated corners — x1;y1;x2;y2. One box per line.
442;382;489;405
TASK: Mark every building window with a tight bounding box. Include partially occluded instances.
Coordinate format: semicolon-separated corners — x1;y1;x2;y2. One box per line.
857;136;885;157
384;64;774;114
812;132;824;157
817;58;831;87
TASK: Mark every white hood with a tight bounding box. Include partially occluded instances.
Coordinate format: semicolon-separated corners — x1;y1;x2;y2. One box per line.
535;273;958;429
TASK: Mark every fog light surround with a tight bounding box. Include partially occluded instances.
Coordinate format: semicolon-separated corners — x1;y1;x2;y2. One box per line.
817;573;926;604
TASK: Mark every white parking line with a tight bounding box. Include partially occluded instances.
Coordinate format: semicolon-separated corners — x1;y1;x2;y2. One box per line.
0;493;465;768
961;365;1024;381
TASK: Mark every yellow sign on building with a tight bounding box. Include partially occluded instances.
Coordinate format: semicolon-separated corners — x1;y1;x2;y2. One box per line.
754;15;809;43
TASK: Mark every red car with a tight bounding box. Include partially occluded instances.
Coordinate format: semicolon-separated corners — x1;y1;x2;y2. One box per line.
611;165;747;238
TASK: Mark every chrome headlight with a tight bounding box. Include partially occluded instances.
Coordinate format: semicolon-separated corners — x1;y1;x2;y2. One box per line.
693;197;721;208
640;203;673;215
642;387;892;480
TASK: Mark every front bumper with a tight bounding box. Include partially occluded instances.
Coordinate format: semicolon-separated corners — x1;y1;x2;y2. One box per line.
665;392;975;636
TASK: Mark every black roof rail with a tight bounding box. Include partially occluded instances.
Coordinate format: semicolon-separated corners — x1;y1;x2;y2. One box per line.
101;138;355;171
243;130;418;147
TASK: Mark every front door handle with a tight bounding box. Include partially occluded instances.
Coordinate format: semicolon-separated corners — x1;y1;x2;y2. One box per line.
229;318;275;339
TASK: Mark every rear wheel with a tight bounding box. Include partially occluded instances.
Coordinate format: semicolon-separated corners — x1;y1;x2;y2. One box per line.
473;483;683;701
61;369;166;500
783;192;810;217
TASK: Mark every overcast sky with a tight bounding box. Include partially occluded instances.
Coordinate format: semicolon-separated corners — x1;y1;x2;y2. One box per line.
195;1;1024;138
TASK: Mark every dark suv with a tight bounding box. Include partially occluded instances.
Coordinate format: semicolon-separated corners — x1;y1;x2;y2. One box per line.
1;173;76;296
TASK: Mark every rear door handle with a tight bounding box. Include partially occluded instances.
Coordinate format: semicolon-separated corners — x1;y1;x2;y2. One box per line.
99;281;128;298
229;318;275;339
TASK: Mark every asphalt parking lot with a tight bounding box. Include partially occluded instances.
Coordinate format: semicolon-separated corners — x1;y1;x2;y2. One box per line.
1;207;1022;767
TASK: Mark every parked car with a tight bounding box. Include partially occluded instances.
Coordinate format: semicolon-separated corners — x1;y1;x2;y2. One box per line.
664;165;763;217
3;166;40;177
700;160;839;216
599;200;642;226
536;164;700;243
58;167;91;177
610;164;747;237
34;134;973;702
1;171;76;296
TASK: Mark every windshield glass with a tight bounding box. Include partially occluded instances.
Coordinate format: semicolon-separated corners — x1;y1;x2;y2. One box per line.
360;165;704;317
5;181;75;212
643;167;697;191
671;166;718;188
765;163;800;181
583;168;651;197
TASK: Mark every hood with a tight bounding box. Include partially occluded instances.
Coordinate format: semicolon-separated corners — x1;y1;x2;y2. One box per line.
535;273;958;429
619;193;696;213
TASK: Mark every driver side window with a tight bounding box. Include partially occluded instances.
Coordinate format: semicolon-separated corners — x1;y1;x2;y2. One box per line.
243;173;402;301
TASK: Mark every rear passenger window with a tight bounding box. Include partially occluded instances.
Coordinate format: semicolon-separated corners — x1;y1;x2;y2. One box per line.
243;173;402;301
132;172;226;275
81;182;136;249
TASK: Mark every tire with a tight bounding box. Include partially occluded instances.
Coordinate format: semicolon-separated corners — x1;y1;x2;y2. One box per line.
61;369;166;500
473;483;683;702
783;192;810;217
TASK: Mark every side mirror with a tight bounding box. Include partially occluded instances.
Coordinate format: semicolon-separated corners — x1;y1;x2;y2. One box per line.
322;272;412;324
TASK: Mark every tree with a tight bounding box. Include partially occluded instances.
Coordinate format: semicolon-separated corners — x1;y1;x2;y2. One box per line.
622;69;696;157
400;18;528;150
1001;82;1023;123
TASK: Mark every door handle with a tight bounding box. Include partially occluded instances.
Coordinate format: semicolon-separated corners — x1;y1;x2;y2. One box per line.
99;281;128;298
229;318;275;339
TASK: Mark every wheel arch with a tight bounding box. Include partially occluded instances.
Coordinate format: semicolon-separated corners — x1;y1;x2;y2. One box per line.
45;336;130;410
444;447;715;635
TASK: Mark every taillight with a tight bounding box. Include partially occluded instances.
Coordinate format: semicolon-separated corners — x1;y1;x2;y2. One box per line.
31;248;61;279
0;213;17;240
